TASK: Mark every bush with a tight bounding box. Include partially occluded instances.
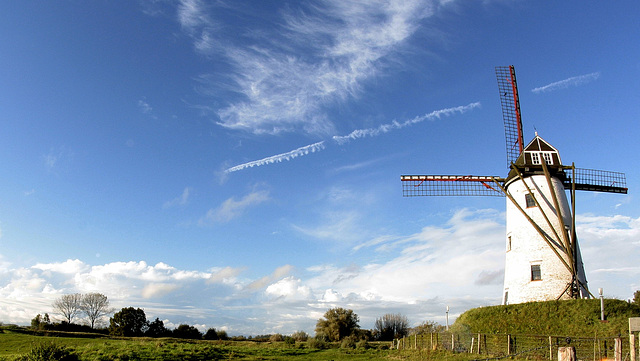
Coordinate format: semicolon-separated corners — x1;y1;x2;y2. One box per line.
284;336;296;346
16;342;78;361
356;339;369;349
291;330;309;341
340;335;357;349
306;336;328;349
269;333;283;342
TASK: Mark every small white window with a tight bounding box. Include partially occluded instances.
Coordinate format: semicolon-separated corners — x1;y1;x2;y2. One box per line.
531;152;541;165
542;152;553;165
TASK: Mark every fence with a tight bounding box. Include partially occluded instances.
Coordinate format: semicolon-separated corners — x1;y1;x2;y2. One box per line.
394;332;631;361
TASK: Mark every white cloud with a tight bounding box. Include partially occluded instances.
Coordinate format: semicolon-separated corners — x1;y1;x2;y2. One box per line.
265;277;311;301
177;0;441;135
141;283;180;299
33;259;90;275
137;98;153;114
247;265;294;291
293;210;364;243
2;211;637;334
531;72;600;93
200;189;270;224
163;187;192;209
208;266;245;285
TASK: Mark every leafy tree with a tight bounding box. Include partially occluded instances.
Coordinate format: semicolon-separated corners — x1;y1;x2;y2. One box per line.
291;330;309;341
314;307;360;341
217;329;229;340
109;307;148;337
81;293;111;329
31;314;51;330
146;318;170;337
374;313;409;341
634;290;640;306
203;327;219;340
172;324;203;339
52;294;82;324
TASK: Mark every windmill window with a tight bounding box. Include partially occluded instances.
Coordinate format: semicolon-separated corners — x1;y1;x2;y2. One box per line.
542;152;553;165
531;264;542;281
531;152;541;165
525;193;536;208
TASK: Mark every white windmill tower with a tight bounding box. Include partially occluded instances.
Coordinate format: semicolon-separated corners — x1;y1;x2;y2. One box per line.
401;66;628;304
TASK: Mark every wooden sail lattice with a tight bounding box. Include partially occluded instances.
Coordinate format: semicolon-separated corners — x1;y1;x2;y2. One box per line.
496;66;524;168
401;175;505;197
565;168;628;194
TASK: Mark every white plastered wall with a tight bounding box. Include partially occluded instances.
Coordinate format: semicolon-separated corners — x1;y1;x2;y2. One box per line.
502;175;588;304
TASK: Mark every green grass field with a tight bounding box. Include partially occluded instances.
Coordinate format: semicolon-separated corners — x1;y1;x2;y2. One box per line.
0;327;482;361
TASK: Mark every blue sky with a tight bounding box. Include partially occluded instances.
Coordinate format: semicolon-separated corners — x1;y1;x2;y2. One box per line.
1;1;639;335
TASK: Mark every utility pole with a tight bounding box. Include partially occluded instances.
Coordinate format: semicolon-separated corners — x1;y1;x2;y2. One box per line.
599;288;605;321
446;306;450;331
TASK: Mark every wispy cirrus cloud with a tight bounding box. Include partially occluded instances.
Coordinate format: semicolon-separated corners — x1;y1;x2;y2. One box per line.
170;0;441;135
531;72;600;93
199;189;270;224
163;187;192;209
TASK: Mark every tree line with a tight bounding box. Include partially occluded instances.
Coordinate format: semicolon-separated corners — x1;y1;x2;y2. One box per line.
36;294;444;342
314;307;445;343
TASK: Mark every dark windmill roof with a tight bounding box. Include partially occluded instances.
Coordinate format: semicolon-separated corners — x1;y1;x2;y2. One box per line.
505;134;568;183
523;134;561;155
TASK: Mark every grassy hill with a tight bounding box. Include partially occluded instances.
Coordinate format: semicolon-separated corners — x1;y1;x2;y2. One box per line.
452;299;640;337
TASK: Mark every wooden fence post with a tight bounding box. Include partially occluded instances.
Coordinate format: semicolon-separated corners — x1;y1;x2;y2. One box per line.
614;337;622;361
558;347;576;361
507;334;512;355
451;333;455;351
630;333;636;361
478;333;482;354
549;336;553;360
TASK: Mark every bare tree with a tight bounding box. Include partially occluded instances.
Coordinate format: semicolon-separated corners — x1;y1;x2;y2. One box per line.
374;313;409;341
81;293;111;328
52;293;82;324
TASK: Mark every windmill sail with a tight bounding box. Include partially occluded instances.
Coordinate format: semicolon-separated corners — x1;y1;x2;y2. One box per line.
401;175;504;196
496;66;524;168
565;167;628;194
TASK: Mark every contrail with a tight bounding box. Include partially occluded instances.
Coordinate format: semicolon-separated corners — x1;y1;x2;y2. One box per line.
332;102;481;143
531;72;600;94
225;141;326;173
225;102;481;173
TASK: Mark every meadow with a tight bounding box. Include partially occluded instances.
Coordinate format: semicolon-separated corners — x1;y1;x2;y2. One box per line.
0;327;480;361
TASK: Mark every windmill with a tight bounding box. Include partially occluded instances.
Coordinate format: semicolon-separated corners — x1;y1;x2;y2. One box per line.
401;66;628;305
